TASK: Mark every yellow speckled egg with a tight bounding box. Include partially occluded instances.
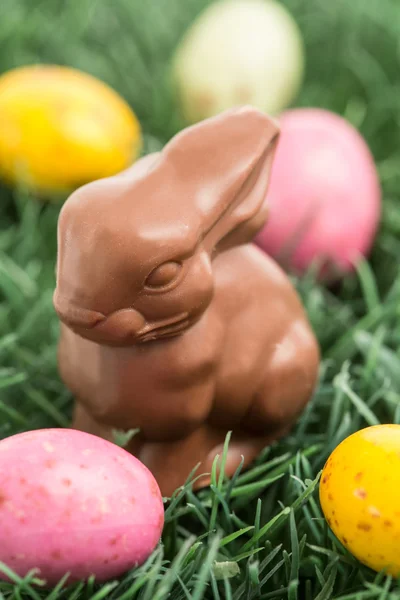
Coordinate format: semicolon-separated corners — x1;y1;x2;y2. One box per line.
0;65;141;195
320;425;400;575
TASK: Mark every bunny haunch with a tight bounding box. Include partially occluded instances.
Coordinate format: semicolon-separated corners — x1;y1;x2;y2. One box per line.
54;106;320;496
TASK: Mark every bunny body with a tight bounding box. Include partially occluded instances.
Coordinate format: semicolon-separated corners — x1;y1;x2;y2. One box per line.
54;107;319;496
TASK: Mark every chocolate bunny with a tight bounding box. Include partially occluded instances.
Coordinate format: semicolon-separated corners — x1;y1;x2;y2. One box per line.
54;106;319;496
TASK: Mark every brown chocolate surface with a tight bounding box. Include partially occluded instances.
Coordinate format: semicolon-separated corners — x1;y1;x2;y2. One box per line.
54;106;320;496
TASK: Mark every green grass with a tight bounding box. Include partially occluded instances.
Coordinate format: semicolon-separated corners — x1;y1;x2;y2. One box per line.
1;0;400;597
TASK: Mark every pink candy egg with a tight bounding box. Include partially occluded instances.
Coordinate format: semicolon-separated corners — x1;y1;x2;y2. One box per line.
0;429;164;585
256;108;381;280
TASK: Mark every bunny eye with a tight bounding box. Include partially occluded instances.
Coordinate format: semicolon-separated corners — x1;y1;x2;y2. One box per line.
145;261;182;289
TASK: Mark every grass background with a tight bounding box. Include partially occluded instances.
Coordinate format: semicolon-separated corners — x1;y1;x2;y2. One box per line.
1;0;400;597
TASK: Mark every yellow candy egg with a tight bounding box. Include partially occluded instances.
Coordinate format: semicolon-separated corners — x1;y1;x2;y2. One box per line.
0;65;141;195
320;425;400;575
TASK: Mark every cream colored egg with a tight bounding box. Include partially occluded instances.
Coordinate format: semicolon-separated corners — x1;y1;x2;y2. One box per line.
172;0;305;124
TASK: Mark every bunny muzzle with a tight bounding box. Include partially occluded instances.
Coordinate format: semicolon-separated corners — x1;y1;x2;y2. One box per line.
54;291;191;346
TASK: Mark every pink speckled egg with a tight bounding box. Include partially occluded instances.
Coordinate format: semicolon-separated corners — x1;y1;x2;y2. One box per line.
256;108;381;280
0;429;164;586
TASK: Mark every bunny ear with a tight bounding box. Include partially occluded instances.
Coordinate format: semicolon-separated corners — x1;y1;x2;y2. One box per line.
161;106;280;251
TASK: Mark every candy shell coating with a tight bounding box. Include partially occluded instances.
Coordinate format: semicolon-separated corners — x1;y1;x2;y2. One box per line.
320;425;400;575
256;108;381;280
0;429;164;585
173;0;304;124
0;65;141;195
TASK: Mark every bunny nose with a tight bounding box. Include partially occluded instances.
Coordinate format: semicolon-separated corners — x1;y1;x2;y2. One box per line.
94;308;146;341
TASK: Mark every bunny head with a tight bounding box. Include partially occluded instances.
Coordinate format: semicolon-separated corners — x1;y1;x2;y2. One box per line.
54;106;279;346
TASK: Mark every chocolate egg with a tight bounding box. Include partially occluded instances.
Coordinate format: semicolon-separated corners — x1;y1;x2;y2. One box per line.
256;108;381;280
172;0;304;124
320;425;400;575
0;429;164;585
0;65;142;195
